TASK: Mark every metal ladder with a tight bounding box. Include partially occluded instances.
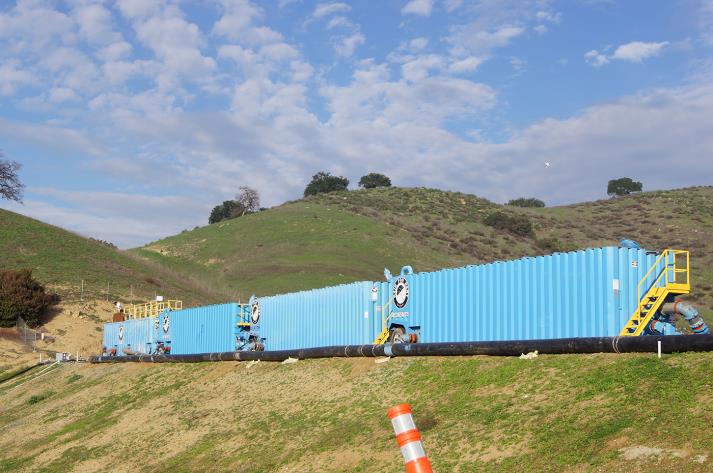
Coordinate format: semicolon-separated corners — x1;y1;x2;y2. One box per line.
620;249;690;336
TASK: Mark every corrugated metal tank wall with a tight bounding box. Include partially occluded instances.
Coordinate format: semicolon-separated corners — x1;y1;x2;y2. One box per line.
101;246;671;354
167;303;239;354
102;317;154;355
260;282;375;350
389;247;662;342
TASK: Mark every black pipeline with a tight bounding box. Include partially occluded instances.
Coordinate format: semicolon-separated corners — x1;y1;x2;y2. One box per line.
89;334;713;363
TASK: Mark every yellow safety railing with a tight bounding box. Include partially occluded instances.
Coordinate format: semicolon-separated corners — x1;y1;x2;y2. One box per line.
124;300;183;319
373;301;395;344
636;249;690;303
620;249;690;336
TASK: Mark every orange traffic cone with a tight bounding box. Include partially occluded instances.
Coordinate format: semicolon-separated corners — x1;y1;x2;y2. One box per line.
387;404;433;473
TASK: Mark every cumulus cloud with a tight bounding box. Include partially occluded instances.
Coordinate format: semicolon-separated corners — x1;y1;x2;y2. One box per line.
402;0;435;17
0;62;35;95
0;0;711;249
335;32;365;57
612;41;669;62
313;2;351;18
586;41;669;66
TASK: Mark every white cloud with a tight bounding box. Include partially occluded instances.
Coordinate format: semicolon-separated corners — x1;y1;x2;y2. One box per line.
584;49;609;66
409;37;429;51
212;0;282;45
313;2;351;18
48;87;77;103
326;16;353;30
699;0;713;47
97;41;133;62
72;3;121;45
335;32;365;57
535;11;562;23
586;41;668;66
401;55;444;81
0;62;36;95
534;24;548;34
449;56;484;73
449;25;526;56
612;41;669;62
402;0;435;17
0;0;710;250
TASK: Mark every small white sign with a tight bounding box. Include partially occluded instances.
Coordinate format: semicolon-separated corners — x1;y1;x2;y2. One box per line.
363;311;369;319
631;261;638;268
612;279;620;292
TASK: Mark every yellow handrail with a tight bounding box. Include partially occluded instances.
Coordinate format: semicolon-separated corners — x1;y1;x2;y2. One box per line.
124;300;183;319
623;249;690;336
636;249;689;309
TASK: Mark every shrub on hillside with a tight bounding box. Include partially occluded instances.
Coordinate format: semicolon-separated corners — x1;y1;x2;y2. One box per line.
607;177;643;197
358;173;391;189
0;269;55;328
535;236;577;253
209;200;247;224
483;211;534;237
507;197;545;208
303;171;349;197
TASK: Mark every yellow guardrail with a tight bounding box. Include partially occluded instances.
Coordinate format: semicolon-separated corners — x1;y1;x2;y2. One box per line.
124;300;183;319
620;249;690;336
374;301;394;344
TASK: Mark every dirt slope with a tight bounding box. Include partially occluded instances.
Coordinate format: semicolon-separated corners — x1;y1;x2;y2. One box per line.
1;351;712;472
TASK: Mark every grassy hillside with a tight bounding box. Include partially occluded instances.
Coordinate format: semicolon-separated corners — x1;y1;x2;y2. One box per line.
0;208;227;306
136;186;713;319
2;352;712;472
135;199;468;299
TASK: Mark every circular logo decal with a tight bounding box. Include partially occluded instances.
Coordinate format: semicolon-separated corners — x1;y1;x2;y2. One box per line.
393;277;409;309
118;325;124;341
251;298;260;324
162;315;170;334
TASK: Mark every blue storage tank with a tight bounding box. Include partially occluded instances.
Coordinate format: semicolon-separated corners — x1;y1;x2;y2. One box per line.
101;246;675;355
102;317;154;355
167;303;241;354
259;282;376;350
377;246;664;342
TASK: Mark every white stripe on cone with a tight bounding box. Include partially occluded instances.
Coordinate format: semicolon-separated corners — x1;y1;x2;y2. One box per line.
401;441;427;463
391;413;416;435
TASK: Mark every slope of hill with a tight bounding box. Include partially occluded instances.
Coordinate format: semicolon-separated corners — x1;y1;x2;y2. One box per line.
136;186;713;320
0;208;228;305
1;352;712;472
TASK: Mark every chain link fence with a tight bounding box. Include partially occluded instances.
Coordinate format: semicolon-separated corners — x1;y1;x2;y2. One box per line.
15;316;39;350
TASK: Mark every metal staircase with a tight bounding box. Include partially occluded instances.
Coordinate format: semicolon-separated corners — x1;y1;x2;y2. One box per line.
374;327;390;345
620;249;690;336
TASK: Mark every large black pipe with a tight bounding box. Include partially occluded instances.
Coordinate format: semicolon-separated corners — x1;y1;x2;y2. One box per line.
89;335;713;364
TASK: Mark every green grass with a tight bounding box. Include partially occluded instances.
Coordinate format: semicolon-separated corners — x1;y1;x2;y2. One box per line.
135;199;466;299
3;354;711;472
134;186;713;324
0;208;227;305
27;390;54;405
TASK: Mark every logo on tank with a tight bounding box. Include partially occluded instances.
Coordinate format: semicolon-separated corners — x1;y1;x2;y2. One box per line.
162;315;170;334
393;277;409;309
118;325;124;341
251;298;260;324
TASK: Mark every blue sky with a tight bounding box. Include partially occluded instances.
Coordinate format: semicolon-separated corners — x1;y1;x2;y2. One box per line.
1;0;712;247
